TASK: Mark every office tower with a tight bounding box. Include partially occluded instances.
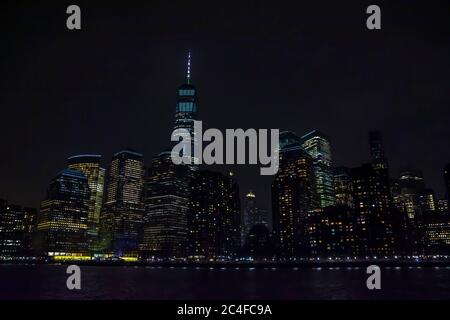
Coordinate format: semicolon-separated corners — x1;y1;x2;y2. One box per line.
301;130;335;208
35;169;90;259
419;188;436;213
188;170;241;261
172;52;199;163
67;155;105;242
100;149;145;258
333;166;354;208
0;200;37;258
308;205;359;258
140;151;191;259
241;190;268;244
272;131;318;258
351;163;395;257
393;169;436;219
369;130;388;170
22;206;37;255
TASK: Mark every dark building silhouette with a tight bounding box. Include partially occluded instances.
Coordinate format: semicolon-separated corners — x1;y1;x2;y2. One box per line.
188;170;241;261
369;130;388;170
0;199;36;257
140;151;192;259
241;190;268;245
272;131;318;258
35;169;90;259
100;149;145;258
301;130;335;208
243;224;274;260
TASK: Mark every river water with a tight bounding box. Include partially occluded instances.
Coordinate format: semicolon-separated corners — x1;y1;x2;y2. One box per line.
0;264;449;299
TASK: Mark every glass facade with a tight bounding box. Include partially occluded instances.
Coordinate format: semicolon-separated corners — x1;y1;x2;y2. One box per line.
188;170;241;261
301;130;335;208
272;132;318;258
67;155;105;242
141;151;192;259
35;169;90;258
100;150;145;257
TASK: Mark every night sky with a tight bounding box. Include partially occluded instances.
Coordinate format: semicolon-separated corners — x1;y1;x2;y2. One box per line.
1;1;449;212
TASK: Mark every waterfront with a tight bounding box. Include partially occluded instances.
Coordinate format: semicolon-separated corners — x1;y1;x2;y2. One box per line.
0;265;450;300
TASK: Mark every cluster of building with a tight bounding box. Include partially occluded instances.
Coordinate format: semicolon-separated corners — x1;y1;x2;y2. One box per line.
1;55;450;262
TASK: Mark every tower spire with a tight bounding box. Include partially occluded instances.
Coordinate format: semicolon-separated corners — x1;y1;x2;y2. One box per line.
186;51;191;84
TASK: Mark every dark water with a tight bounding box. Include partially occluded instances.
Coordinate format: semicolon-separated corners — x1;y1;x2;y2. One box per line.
0;264;450;300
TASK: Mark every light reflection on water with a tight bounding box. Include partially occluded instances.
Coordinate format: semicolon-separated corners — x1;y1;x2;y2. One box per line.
0;264;449;300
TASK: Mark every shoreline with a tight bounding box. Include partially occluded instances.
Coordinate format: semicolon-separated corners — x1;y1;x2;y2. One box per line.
1;259;450;268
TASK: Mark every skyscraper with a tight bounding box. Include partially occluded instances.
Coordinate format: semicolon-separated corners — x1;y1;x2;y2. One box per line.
241;190;268;244
308;205;359;259
100;149;145;258
188;170;241;261
369;130;388;170
141;151;191;259
272;131;318;258
392;169;436;219
140;54;201;259
67;155;105;243
172;52;199;163
333;166;354;208
301;130;335;208
351;163;395;257
35;169;90;259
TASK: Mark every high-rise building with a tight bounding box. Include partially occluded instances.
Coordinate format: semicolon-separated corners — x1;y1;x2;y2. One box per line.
100;149;145;257
172;52;199;163
419;188;436;213
0;199;37;258
369;131;388;170
188;170;241;261
67;155;105;243
333;166;354;208
272;131;318;258
392;169;435;219
301;130;335;208
22;207;37;255
308;205;359;258
35;169;90;259
351;163;395;257
140;151;191;259
140;54;201;259
241;190;268;244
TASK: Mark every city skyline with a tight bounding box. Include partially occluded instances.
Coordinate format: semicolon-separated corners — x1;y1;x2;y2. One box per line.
1;1;450;213
1;49;449;261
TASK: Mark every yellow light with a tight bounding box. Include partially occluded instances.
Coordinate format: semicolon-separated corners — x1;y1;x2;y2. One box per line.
121;257;139;262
